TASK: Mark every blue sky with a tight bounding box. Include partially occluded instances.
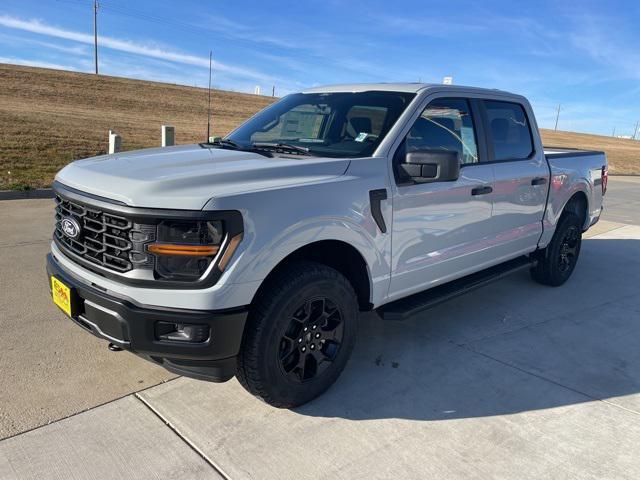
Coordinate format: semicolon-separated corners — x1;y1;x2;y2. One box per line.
1;0;638;136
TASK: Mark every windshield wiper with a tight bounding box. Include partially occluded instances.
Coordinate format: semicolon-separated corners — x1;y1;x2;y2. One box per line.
204;138;272;157
251;142;313;156
208;138;241;149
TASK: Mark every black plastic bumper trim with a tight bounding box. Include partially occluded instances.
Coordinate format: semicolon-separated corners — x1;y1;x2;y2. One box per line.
46;253;248;382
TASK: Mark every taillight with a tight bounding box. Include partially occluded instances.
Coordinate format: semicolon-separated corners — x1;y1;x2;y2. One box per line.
601;165;608;196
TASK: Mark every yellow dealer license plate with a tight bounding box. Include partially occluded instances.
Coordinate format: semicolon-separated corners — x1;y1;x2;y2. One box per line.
51;276;73;317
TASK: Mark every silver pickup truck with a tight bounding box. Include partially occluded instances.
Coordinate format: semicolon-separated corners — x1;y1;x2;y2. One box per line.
47;83;608;407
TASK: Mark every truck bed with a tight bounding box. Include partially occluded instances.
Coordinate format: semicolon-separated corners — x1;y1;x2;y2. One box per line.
540;146;607;246
544;146;605;159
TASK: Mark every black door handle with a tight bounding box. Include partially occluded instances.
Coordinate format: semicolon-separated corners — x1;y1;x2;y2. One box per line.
531;177;547;186
471;186;493;196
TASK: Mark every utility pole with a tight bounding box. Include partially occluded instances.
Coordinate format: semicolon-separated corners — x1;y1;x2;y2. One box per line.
633;120;639;140
554;104;561;131
612;126;616;137
271;85;275;97
93;0;99;74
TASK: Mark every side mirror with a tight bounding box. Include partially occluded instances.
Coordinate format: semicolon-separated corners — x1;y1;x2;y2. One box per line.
399;150;460;184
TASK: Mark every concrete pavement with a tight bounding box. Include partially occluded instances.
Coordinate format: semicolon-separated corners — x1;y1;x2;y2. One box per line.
1;177;640;479
0;396;218;480
0;199;174;439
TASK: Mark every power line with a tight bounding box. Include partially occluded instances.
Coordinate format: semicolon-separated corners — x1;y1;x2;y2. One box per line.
54;0;217;37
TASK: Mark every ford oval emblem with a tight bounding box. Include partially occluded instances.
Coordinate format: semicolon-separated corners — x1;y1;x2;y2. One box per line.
61;217;81;239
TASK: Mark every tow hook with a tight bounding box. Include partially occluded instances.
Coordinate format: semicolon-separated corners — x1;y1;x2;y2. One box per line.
108;342;123;352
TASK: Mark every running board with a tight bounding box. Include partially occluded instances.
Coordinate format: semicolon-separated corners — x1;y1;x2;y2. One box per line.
378;256;535;321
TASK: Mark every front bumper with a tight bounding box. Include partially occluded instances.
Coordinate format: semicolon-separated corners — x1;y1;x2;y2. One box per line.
46;253;248;382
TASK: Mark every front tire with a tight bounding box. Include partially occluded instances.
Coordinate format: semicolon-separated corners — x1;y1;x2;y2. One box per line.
236;261;358;408
530;212;582;286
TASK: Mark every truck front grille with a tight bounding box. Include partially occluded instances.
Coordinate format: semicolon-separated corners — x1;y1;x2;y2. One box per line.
54;195;154;273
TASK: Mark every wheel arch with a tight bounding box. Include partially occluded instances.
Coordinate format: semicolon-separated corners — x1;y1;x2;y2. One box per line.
250;240;373;311
561;190;589;229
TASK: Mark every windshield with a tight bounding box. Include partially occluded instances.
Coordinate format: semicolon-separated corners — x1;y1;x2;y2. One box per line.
226;91;416;158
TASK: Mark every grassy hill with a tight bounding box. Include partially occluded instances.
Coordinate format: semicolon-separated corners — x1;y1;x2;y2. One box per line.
0;63;638;189
0;64;275;190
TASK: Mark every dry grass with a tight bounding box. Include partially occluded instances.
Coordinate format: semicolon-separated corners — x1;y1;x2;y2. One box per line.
540;129;640;175
1;63;638;189
0;64;275;189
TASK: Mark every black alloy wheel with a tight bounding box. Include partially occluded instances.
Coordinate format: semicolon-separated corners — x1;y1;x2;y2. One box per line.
278;296;344;383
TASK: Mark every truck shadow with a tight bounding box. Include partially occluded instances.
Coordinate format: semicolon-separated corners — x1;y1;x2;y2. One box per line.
296;236;640;421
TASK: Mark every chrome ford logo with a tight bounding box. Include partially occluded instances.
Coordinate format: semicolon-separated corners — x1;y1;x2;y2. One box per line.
61;217;81;239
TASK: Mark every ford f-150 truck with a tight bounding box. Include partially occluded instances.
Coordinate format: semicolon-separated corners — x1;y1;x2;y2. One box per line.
47;83;608;407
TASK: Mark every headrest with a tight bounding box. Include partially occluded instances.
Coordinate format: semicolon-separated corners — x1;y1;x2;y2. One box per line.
349;117;372;134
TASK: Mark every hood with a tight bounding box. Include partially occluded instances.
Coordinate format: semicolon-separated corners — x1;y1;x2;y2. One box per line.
55;144;350;209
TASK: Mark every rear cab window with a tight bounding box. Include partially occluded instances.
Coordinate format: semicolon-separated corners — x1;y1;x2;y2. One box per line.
483;100;534;161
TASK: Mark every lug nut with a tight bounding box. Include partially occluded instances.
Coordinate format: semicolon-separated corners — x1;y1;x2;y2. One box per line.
303;327;308;332
301;346;306;352
312;325;317;329
315;333;321;338
298;338;302;343
310;344;315;350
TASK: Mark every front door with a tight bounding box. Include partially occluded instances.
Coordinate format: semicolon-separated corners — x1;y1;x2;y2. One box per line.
388;97;495;300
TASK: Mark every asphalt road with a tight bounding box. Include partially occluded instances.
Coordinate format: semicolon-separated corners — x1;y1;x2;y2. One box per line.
600;176;640;224
1;176;639;479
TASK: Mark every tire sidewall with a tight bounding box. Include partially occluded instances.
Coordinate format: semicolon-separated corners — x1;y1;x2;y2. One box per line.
547;214;582;284
252;272;358;405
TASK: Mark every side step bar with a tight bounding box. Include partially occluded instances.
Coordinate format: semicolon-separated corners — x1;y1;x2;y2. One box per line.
377;256;535;321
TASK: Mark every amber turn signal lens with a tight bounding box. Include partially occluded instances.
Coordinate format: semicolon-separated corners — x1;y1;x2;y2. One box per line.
148;244;219;256
218;233;243;271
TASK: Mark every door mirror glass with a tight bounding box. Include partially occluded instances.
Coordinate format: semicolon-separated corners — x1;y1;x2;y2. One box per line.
399;149;460;183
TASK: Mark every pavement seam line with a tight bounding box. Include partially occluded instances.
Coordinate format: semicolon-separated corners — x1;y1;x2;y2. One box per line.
460;343;640;418
134;392;232;480
0;377;181;442
588;224;632;238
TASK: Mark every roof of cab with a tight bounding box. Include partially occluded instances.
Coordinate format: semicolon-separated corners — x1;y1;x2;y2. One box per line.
301;83;515;96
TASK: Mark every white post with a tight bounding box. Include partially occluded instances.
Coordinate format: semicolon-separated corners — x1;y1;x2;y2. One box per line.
161;125;175;147
108;131;121;154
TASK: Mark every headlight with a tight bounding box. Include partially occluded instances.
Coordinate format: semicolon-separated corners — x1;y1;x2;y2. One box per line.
147;220;241;282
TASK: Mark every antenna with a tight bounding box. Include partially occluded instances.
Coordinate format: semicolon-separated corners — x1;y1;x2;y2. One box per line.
93;0;99;74
206;51;213;142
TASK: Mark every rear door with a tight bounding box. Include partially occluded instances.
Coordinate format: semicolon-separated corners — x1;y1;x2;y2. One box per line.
388;96;495;300
481;99;549;259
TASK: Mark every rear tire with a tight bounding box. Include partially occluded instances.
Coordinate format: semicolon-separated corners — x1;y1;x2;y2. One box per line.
236;261;358;408
530;212;582;286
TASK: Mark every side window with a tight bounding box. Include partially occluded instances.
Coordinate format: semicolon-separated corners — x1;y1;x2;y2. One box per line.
484;100;533;161
405;98;478;165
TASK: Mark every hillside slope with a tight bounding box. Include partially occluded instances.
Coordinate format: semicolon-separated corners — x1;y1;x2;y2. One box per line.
0;64;275;189
540;129;639;174
0;63;637;189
